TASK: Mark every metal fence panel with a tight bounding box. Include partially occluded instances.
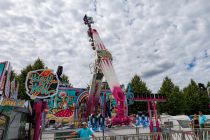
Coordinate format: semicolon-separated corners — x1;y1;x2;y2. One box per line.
41;128;210;140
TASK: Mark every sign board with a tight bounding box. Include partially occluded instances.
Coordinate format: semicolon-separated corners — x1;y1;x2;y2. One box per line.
10;79;19;100
25;69;59;99
97;50;112;60
0;62;8;91
0;98;25;107
4;62;11;98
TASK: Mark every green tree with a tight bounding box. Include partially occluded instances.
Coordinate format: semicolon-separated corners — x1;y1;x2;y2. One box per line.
32;58;44;70
128;75;151;114
183;80;209;115
207;82;210;87
157;77;184;115
60;74;70;85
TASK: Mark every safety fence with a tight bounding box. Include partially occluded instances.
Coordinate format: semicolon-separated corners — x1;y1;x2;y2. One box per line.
41;129;210;140
45;120;84;131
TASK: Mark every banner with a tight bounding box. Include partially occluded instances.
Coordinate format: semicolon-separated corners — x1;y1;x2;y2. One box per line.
25;69;59;99
0;98;25;107
0;61;8;91
4;62;12;98
10;79;19;100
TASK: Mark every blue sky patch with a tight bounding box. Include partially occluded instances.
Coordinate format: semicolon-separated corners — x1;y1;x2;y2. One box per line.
186;57;196;70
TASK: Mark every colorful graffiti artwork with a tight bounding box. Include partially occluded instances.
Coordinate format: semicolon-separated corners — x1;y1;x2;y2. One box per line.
25;69;59;99
46;87;79;118
45;85;117;121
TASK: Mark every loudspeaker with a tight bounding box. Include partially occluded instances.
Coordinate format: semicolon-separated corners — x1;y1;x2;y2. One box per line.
56;66;63;80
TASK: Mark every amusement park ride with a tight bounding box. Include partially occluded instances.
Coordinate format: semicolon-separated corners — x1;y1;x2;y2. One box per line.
83;15;130;125
82;15;166;131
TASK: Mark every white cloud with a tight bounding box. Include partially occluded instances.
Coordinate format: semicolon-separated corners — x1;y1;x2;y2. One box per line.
0;0;210;92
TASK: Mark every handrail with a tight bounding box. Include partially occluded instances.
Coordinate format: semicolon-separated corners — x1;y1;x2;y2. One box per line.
41;129;210;140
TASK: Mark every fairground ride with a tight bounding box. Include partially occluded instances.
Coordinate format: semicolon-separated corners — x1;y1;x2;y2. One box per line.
83;15;130;125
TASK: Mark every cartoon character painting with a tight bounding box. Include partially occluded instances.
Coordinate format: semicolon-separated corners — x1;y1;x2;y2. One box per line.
47;89;77;119
53;91;73;118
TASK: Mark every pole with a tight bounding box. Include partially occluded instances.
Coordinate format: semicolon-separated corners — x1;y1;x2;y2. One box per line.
103;93;106;117
147;100;153;132
33;101;42;140
103;93;106;140
103;129;105;140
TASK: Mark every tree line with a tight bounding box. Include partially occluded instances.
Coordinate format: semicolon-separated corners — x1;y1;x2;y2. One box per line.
128;75;210;115
15;58;210;116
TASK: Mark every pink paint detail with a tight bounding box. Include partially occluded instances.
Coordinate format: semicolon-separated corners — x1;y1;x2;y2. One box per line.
111;116;130;125
91;29;97;34
152;101;160;133
133;96;166;102
101;44;105;49
105;59;110;67
111;86;124;116
110;86;130;125
107;60;112;67
101;59;105;65
100;44;103;50
99;44;102;50
109;60;113;67
86;95;93;117
98;44;102;50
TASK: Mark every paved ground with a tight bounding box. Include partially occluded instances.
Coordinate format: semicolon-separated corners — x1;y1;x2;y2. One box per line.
42;133;54;140
42;126;150;139
94;127;149;137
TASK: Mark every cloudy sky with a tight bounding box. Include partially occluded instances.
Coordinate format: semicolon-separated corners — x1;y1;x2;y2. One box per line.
0;0;210;92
